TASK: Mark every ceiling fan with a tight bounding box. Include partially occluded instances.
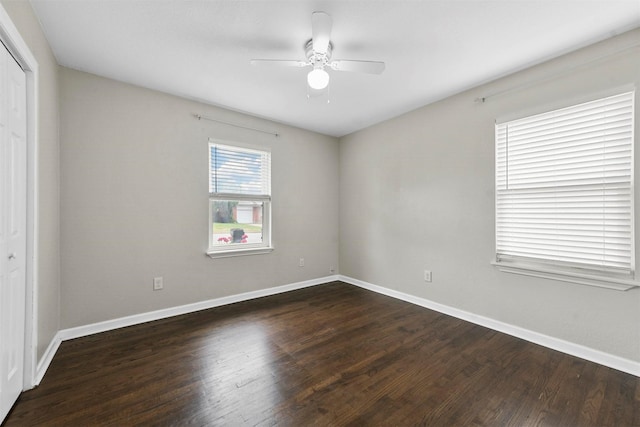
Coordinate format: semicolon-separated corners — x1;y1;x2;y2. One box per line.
250;11;385;91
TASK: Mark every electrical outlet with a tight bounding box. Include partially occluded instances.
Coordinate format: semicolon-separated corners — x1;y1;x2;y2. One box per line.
153;276;164;291
329;266;335;274
424;270;432;282
299;258;305;267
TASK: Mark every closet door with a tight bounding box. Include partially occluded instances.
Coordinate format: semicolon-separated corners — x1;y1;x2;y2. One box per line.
0;41;27;423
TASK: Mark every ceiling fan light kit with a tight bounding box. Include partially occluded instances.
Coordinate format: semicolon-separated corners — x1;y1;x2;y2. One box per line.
305;38;332;90
251;11;385;93
307;68;330;90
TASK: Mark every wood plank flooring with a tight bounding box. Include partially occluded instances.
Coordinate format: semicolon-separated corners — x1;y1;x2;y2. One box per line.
4;282;639;426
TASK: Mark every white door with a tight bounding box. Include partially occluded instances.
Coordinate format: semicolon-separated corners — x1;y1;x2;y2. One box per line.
0;41;27;422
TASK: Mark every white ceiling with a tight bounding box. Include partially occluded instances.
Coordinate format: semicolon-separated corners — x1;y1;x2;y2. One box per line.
30;0;640;137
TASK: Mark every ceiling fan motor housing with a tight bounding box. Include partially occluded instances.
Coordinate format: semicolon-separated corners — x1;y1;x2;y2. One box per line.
305;39;332;69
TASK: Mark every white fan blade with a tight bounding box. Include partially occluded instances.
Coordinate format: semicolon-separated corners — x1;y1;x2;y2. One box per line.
250;59;309;68
311;11;332;54
330;60;385;74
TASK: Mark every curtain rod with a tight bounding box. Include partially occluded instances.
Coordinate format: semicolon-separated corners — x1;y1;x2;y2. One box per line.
475;42;639;104
194;114;279;137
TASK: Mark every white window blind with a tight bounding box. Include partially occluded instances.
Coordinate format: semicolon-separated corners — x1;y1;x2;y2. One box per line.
209;143;271;198
496;91;635;276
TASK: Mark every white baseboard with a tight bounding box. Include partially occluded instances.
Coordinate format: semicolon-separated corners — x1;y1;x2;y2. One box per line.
59;275;338;341
34;273;638;385
35;275;338;383
339;275;640;378
34;332;62;386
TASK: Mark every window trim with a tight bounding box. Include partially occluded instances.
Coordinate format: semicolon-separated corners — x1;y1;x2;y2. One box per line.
491;259;638;291
206;140;273;258
493;90;638;290
206;246;274;259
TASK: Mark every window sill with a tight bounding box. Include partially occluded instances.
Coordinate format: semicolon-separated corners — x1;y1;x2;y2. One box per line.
207;246;274;259
491;260;639;291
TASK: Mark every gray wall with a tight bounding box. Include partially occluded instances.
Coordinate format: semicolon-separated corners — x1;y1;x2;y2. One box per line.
340;29;640;362
59;68;339;328
1;0;60;362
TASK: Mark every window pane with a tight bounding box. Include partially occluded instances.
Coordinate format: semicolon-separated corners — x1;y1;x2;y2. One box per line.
209;144;271;196
211;200;264;246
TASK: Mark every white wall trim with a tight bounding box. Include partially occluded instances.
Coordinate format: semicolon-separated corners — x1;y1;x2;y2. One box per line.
32;276;338;382
339;275;640;378
34;332;61;386
0;3;40;391
58;275;339;342
33;274;640;384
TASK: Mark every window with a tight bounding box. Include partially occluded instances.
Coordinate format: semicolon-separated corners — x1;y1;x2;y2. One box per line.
494;91;636;290
208;140;272;257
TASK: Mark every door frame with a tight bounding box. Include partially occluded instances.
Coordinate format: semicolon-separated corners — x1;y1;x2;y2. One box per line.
0;4;39;390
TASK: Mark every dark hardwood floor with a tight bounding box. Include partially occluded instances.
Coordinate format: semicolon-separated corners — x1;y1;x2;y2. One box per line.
4;282;639;426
